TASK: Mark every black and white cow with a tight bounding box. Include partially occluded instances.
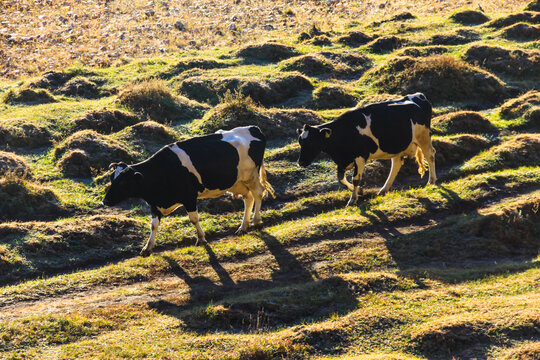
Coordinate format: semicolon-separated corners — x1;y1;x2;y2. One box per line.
297;92;436;206
103;126;274;256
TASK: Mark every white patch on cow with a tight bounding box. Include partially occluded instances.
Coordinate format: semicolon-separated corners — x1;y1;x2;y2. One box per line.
388;99;421;108
216;126;261;184
301;130;309;139
407;92;425;102
113;165;126;179
169;144;203;185
157;203;182;216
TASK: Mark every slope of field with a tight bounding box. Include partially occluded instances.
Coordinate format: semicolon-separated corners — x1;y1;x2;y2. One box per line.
0;0;539;359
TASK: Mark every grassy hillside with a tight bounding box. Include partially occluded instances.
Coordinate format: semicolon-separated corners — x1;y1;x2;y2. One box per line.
0;0;539;359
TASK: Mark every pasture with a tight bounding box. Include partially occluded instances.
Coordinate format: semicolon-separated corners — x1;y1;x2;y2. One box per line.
0;0;539;359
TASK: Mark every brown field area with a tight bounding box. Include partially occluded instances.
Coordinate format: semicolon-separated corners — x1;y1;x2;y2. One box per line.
0;0;539;359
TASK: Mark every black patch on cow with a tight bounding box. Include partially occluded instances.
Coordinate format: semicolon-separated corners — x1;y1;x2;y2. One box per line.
177;134;239;191
248;126;266;168
366;105;414;154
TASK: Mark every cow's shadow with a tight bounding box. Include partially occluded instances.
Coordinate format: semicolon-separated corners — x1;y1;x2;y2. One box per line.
148;231;356;335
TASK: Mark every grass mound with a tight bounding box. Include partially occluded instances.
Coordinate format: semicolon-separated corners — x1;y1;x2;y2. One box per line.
158;58;233;79
0;122;51;149
370;11;416;27
449;9;489;25
280;52;372;78
463;44;540;77
312;85;358;109
398;46;448;57
54;130;134;171
337;31;373;47
367;55;508;104
191;92;321;138
297;24;329;42
500;23;540;41
501;342;540;360
0;176;64;221
73;108;141;134
58;77;102;98
0;151;31;178
526;0;540;11
486;12;540;28
113;121;179;157
235;42;300;63
432;134;490;165
431;111;497;135
28;71;70;90
499;90;540;125
310;35;332;46
57;149;92;178
2;88;56;105
179;73;313;106
117;79;208;122
455;134;540;175
366;36;407;53
426;28;480;45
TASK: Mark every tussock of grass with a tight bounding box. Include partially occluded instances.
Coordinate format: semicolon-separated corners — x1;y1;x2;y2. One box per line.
179;73;313;106
2;88;57;105
117;79;208;122
0;121;52;149
499;90;540;128
337;31;373;47
397;45;448;57
158;58;234;79
0;175;64;222
53;130;134;171
486;11;540;28
454;134;540;175
235;42;300;63
432;134;491;165
57;149;93;178
0;151;31;178
312;85;358;109
58;77;103;99
366;36;408;53
425;28;480;45
463;44;540;77
449;9;489;25
281;52;372;78
431;111;497;135
499;341;540;360
366;55;508;104
72;108;141;134
500;22;540;41
112;121;180;157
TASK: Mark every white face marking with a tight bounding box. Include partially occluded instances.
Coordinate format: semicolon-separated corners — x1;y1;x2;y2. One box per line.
169;144;203;185
113;165;126;180
301;130;309;139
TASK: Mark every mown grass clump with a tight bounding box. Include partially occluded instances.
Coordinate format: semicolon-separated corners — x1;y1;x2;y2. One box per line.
113;121;180;157
2;88;56;105
486;11;540;29
312;85;358;109
179;73;313;106
0;121;52;149
425;28;480;45
0;176;64;221
525;0;540;11
454;134;540;175
431;111;497;135
463;44;540;77
0;151;31;178
499;342;540;360
449;9;489;25
337;31;373;47
397;46;448;57
235;42;300;63
366;36;407;53
498;90;540;129
500;23;540;41
191;92;322;138
432;134;490;165
58;77;102;98
54;130;134;172
28;71;71;91
117;79;209;122
72;108;141;134
57;149;93;178
366;55;508;104
158;57;234;79
280;52;372;78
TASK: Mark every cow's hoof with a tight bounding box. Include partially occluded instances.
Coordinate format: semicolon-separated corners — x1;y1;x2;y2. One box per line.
346;199;357;207
252;222;263;229
140;248;151;257
235;227;247;235
195;238;207;246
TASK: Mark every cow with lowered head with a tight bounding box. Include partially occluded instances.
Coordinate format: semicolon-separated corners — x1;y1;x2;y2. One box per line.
103;126;274;256
297;93;436;206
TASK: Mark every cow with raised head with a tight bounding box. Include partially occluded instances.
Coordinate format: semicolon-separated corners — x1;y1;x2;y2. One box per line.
103;126;274;256
297;92;436;206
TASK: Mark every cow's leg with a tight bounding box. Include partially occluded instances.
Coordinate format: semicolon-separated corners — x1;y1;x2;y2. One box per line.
416;128;437;185
338;167;354;191
347;157;366;206
236;191;255;235
379;156;403;195
252;183;265;227
140;209;161;256
185;199;206;245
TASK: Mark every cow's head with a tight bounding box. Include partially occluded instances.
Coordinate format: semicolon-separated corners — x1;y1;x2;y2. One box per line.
296;124;332;167
102;162;143;206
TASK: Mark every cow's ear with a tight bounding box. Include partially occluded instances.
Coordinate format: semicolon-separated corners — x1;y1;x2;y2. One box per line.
134;172;144;185
108;162;118;170
321;128;332;139
296;128;302;135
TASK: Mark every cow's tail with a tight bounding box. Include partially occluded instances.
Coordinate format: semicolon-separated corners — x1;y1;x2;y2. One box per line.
259;162;275;199
415;146;428;178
